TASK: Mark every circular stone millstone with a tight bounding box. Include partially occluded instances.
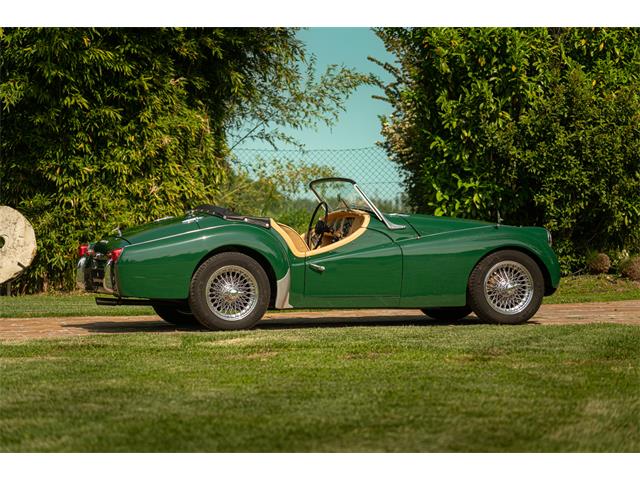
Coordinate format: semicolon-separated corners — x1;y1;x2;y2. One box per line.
0;206;37;284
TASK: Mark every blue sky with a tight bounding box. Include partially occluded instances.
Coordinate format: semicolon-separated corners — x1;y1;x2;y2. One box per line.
234;28;405;201
239;27;397;150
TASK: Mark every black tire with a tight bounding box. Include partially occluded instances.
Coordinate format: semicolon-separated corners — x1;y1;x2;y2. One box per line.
152;304;198;326
421;306;472;321
188;252;270;331
467;250;544;324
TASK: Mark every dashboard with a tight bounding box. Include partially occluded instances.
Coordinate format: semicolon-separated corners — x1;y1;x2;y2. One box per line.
329;215;356;240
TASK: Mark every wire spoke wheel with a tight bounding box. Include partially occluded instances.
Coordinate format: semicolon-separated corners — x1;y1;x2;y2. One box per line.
483;260;534;315
206;265;259;322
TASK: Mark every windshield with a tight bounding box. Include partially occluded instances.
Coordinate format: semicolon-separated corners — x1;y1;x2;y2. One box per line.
309;178;370;212
309;178;405;230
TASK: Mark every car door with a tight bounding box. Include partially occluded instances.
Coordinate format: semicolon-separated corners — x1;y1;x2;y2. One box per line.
302;224;402;308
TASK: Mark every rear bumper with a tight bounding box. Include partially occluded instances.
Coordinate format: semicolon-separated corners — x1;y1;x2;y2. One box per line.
96;297;152;306
95;297;182;307
76;256;117;294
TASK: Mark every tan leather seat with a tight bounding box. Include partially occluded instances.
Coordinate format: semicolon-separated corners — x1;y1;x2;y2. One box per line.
271;222;309;257
270;211;370;258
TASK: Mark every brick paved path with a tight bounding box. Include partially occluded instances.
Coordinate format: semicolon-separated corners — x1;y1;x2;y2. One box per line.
0;300;639;341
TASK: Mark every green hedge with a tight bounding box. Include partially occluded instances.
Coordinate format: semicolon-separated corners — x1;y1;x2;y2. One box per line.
0;28;366;292
376;28;640;272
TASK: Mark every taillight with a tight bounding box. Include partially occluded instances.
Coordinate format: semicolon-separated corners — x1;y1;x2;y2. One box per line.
78;244;89;257
108;247;124;263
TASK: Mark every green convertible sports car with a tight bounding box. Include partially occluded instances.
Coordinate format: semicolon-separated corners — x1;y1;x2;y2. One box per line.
77;177;560;330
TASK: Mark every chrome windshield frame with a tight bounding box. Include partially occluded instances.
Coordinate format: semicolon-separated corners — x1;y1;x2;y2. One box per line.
309;177;405;231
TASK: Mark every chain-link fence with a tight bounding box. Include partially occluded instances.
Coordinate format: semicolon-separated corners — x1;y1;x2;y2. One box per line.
231;146;410;212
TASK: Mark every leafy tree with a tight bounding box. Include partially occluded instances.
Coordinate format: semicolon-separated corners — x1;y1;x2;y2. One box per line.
0;28;368;292
214;156;336;233
375;28;640;272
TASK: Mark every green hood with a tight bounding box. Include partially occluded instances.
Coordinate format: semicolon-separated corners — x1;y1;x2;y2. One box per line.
400;213;493;237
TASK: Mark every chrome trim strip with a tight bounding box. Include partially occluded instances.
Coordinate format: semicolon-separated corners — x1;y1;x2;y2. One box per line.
274;269;292;309
421;225;493;238
126;224;225;248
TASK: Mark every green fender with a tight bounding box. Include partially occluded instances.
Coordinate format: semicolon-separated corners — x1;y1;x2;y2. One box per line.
398;225;561;308
116;223;291;300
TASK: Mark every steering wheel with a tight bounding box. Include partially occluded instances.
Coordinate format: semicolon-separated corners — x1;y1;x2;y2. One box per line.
306;201;330;249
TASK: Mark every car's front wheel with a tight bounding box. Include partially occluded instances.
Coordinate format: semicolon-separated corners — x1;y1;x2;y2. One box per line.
188;252;270;331
467;250;544;324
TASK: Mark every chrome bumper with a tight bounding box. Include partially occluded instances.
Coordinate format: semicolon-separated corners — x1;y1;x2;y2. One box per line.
76;256;90;290
103;260;116;294
76;256;116;294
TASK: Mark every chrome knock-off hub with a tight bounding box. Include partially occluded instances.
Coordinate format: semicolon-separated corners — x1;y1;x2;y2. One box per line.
483;260;534;315
205;265;259;321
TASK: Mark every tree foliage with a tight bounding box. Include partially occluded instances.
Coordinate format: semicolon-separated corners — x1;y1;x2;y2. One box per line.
215;156;336;234
0;28;367;292
375;28;640;272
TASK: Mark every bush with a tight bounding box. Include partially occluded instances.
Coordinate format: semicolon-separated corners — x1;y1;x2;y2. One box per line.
375;28;640;273
586;252;611;274
0;28;367;292
619;256;640;281
216;158;336;234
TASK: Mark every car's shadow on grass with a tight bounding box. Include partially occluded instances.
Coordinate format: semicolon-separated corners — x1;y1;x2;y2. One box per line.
257;315;495;329
68;319;189;334
67;313;519;334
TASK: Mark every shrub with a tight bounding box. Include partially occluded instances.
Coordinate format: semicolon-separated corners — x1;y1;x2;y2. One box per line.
586;252;611;274
0;28;367;292
375;28;640;273
619;256;640;281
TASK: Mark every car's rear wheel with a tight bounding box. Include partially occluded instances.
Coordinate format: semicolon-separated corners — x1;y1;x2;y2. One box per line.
188;252;270;331
421;307;472;321
152;304;198;326
467;250;544;324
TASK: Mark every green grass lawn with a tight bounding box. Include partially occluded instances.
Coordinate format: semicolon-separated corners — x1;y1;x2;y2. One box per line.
1;275;638;318
546;274;640;304
0;292;155;318
1;323;638;452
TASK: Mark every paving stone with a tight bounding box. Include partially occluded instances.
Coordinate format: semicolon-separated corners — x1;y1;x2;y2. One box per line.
0;300;638;341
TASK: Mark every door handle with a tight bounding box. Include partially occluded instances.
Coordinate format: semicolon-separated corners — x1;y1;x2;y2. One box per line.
309;263;325;273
